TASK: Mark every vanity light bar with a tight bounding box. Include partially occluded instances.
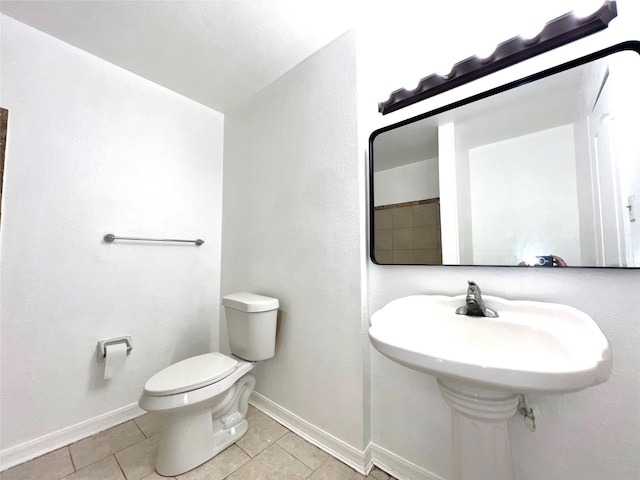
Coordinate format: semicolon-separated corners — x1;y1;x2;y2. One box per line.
378;1;618;115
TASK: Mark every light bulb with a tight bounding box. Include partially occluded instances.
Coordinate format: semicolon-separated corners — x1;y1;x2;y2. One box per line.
403;79;422;92
520;24;545;41
476;44;497;60
436;65;455;79
573;0;605;18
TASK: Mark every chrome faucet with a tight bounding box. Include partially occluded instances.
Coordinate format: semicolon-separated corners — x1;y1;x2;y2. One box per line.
455;280;498;317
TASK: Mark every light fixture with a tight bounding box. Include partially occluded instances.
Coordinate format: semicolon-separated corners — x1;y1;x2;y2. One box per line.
379;1;617;115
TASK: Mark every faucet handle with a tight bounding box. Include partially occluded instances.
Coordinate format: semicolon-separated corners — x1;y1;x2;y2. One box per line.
467;280;480;295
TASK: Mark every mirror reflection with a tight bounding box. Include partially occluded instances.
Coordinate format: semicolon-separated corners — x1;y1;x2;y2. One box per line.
370;45;640;268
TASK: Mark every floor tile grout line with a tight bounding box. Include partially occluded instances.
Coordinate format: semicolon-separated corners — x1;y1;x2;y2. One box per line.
303;465;314;479
132;417;148;439
235;423;289;459
68;422;152;477
112;453;128;480
271;442;307;467
228;444;302;480
66;446;77;477
276;439;325;472
68;420;143;470
235;442;251;458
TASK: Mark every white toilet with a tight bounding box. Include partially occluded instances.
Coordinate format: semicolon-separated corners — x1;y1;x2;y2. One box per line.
138;292;279;476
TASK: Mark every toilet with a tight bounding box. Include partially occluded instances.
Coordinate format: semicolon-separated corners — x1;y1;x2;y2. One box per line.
138;292;279;476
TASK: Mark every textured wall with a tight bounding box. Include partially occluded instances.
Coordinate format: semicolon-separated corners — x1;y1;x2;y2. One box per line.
221;31;366;450
0;16;224;453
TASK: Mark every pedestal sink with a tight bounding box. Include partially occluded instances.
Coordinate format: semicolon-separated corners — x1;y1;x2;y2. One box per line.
369;293;611;480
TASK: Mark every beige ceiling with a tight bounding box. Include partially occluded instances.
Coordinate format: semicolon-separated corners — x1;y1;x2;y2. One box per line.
0;1;358;113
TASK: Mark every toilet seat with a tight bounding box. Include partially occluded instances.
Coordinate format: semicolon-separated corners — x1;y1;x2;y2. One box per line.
144;352;238;396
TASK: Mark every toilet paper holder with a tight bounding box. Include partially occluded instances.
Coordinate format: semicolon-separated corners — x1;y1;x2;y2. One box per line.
97;336;133;361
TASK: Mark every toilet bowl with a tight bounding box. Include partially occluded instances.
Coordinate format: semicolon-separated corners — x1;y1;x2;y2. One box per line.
138;292;279;476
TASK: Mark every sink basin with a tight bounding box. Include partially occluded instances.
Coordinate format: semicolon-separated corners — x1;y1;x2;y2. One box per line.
369;294;612;394
370;293;612;480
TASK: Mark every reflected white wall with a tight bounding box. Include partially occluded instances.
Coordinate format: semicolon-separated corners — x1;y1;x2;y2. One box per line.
374;158;439;207
609;52;640;265
468;125;580;266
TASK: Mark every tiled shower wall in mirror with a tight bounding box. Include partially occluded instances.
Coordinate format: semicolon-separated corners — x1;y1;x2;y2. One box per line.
374;199;442;264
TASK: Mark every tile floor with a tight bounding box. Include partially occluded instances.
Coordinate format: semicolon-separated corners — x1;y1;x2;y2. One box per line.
1;406;397;480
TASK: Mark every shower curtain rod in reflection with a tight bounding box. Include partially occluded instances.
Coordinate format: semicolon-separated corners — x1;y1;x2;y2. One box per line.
104;234;204;246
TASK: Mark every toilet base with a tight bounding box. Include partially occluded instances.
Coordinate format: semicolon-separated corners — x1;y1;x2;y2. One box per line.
154;373;256;476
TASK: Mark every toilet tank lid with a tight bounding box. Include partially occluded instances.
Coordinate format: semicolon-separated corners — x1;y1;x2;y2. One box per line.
223;292;279;312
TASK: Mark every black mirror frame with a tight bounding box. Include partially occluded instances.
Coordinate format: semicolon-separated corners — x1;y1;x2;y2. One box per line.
369;40;640;268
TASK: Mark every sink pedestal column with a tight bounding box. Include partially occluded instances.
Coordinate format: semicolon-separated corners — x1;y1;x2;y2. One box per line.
437;379;520;480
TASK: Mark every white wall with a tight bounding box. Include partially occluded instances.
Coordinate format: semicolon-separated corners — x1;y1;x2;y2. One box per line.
0;15;224;465
454;128;473;265
374;157;439;206
438;123;461;265
221;30;366;456
359;0;640;479
469;125;580;266
574;117;598;265
608;52;640;266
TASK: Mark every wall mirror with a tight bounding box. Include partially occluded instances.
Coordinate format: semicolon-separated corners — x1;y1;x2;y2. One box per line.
369;42;640;268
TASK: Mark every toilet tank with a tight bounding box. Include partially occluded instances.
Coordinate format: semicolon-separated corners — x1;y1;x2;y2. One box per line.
222;292;279;361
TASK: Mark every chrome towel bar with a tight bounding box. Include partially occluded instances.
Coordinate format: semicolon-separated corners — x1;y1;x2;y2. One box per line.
104;233;204;246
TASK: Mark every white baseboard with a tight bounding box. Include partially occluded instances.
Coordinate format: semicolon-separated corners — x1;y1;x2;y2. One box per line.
250;393;447;480
370;443;447;480
3;395;447;480
363;441;375;474
0;403;145;472
249;392;369;475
